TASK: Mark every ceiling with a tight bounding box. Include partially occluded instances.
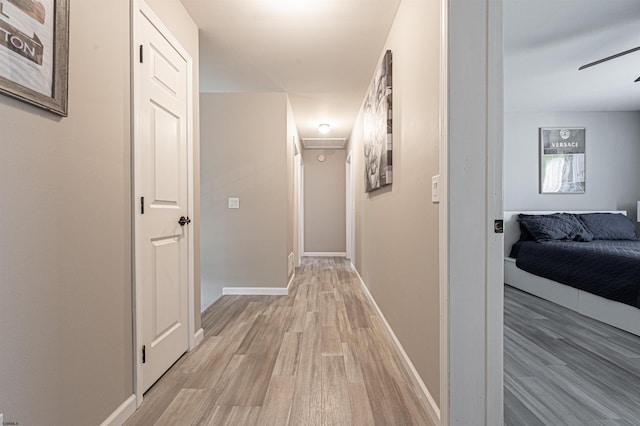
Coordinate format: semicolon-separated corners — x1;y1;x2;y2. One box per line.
180;0;401;141
179;0;640;139
505;0;640;112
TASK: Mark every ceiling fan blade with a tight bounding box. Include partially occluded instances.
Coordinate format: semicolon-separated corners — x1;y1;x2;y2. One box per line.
578;46;640;70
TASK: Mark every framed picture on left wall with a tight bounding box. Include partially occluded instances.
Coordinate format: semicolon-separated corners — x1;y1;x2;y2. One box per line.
0;0;69;116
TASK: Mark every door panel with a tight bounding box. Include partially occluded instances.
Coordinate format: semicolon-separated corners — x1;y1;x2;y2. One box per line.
150;44;179;95
151;103;181;204
151;236;181;339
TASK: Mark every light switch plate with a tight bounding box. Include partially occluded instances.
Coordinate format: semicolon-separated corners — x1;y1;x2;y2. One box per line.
431;175;440;203
228;197;240;209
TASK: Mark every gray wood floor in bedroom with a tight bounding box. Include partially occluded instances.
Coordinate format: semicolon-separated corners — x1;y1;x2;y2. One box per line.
505;285;640;425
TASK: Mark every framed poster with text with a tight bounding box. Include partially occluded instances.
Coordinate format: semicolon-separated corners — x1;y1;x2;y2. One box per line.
0;0;69;116
539;127;585;194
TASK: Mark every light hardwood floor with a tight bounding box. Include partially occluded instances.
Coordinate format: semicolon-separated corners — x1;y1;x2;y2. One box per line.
125;257;434;426
505;285;640;425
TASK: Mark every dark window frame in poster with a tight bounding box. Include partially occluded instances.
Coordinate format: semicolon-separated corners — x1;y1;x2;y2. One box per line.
539;127;585;194
0;0;69;116
363;49;392;193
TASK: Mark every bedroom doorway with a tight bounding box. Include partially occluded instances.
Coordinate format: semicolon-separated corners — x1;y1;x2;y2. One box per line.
501;1;640;424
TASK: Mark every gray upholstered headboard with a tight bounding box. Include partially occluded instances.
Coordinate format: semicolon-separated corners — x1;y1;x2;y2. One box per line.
503;210;627;257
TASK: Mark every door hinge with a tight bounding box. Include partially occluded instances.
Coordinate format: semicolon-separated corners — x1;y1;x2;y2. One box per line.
141;196;144;214
139;45;143;63
142;345;146;364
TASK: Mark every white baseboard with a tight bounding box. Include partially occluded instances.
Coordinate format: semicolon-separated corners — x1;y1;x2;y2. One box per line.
100;394;136;426
193;327;204;347
351;266;441;424
223;287;288;296
303;252;346;257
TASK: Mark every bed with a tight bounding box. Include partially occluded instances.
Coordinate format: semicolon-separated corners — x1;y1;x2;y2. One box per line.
504;210;640;336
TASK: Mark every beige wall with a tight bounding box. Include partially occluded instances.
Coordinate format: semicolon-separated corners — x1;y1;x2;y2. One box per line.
0;1;131;424
200;92;291;309
0;0;199;424
302;149;347;253
347;0;441;406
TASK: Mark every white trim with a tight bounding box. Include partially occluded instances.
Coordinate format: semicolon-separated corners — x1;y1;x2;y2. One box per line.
485;1;504;424
185;32;196;355
446;0;503;422
193;328;204;347
223;287;289;296
132;0;195;408
287;272;296;292
438;0;449;423
345;151;355;263
99;394;137;426
299;158;305;266
303;252;346;257
345;153;351;261
351;266;440;424
294;149;302;268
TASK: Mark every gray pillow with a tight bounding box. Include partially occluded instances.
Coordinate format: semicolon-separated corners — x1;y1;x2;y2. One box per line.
578;213;638;240
518;213;593;242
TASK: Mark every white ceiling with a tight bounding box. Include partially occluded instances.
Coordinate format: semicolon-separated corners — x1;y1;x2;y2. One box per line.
180;0;401;140
180;0;640;138
505;0;640;112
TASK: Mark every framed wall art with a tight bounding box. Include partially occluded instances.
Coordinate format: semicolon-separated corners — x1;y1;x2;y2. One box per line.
363;49;392;193
0;0;69;116
539;127;585;194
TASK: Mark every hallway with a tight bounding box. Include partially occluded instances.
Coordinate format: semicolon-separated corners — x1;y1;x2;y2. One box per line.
125;257;434;425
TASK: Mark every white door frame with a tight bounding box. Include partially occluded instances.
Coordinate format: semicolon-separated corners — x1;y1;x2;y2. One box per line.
293;142;301;267
345;151;355;263
438;1;449;421
297;155;305;265
131;0;197;406
441;0;504;424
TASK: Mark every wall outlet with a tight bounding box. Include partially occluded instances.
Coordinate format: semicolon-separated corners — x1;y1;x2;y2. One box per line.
228;197;240;209
1;412;4;424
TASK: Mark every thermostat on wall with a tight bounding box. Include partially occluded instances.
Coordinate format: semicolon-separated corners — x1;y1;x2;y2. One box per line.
228;197;240;209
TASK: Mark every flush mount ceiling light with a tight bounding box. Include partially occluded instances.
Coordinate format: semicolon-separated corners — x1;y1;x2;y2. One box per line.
318;123;330;134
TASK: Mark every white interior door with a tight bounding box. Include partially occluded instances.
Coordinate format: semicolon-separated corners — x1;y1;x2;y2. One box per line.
345;152;355;262
136;8;189;393
298;157;304;263
294;148;301;267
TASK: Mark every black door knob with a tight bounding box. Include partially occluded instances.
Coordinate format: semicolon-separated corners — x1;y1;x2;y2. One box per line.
178;216;191;226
